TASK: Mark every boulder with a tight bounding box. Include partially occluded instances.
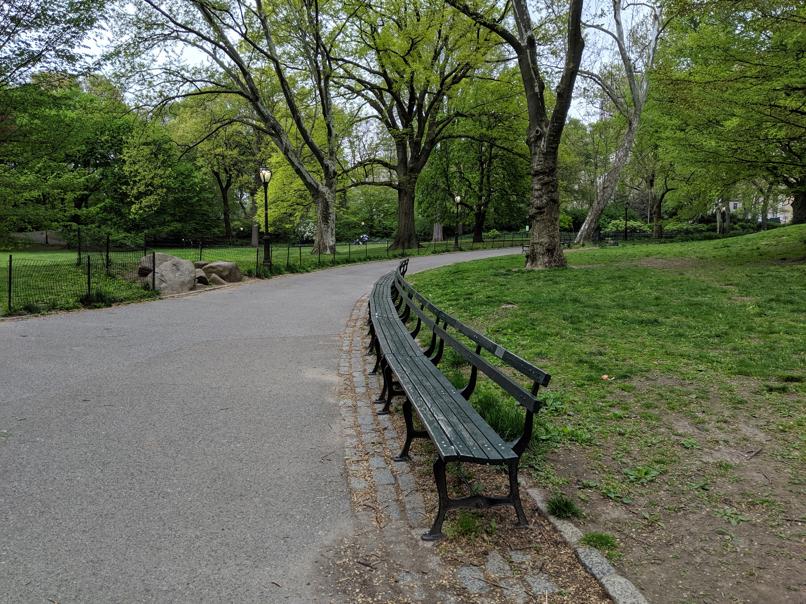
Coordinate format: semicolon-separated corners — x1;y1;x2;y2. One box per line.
153;258;196;294
202;261;241;283
208;273;227;286
193;260;209;269
195;268;209;285
138;253;178;277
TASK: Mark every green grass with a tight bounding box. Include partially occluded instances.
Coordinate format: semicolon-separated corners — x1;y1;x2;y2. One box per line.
547;493;582;519
409;225;806;525
580;531;620;559
1;235;527;316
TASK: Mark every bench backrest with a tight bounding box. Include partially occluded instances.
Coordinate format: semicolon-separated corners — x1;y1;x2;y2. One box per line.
392;267;550;415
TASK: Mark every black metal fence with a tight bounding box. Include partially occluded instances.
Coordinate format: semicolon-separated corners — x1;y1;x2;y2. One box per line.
1;233;531;316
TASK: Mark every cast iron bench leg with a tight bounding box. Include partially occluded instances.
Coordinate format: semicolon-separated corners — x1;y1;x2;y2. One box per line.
394;398;427;462
374;359;389;403
423;457;449;541
509;460;528;526
378;364;394;415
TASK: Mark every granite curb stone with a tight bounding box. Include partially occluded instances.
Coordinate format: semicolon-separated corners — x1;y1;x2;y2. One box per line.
526;487;650;604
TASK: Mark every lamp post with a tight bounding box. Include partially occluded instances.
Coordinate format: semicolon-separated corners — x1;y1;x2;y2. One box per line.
259;167;272;272
454;194;461;250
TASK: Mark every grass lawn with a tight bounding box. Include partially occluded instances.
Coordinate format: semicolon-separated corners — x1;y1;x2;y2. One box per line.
409;225;805;603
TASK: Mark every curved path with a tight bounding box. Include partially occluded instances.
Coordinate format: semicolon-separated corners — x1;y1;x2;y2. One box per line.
0;248;518;602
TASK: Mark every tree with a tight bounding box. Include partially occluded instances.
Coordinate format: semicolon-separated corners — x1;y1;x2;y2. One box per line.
116;0;349;253
169;94;258;238
447;0;584;268
653;1;806;224
0;0;103;87
575;0;667;243
337;0;493;248
417;69;531;241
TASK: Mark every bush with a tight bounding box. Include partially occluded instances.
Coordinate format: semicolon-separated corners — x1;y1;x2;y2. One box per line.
602;219;650;234
662;222;710;236
559;212;573;231
484;229;501;240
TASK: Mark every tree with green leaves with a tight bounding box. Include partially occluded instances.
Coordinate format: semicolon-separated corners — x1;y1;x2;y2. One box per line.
447;0;585;268
575;0;668;243
337;0;495;249
653;1;805;224
417;68;530;241
0;0;104;87
168;94;259;238
115;0;350;253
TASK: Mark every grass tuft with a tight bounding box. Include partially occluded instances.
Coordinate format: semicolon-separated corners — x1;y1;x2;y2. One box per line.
547;493;582;519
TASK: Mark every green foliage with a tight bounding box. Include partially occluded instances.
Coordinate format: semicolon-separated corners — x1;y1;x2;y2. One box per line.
547;493;582;519
444;510;483;538
580;532;619;554
603;219;650;233
623;465;662;485
714;507;749;526
652;3;806;218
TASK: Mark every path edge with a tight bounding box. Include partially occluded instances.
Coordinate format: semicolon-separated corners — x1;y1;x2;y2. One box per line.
526;488;650;604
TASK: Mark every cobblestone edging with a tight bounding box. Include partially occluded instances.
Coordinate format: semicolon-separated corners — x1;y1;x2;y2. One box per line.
526;489;650;604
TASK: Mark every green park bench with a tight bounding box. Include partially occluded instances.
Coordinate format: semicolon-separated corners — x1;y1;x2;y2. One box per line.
366;260;551;540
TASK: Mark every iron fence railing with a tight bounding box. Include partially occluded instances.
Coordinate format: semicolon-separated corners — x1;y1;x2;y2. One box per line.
0;227;736;316
1;233;531;316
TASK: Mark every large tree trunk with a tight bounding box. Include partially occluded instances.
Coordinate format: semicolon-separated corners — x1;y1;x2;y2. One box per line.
392;174;418;249
432;223;443;242
526;155;566;269
213;170;233;239
792;187;806;225
472;214;485;243
576;118;639;244
312;183;336;254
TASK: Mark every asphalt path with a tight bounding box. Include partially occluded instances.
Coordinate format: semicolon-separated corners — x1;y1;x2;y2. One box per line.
0;248;519;603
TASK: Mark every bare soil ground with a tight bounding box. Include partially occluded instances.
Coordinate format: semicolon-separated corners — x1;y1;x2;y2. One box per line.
546;381;805;604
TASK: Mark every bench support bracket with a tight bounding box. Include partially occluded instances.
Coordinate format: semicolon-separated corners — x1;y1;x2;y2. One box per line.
422;459;528;541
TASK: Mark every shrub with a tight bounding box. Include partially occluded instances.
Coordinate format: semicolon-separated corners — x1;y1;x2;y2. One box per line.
485;228;501;240
602;219;650;233
559;212;573;231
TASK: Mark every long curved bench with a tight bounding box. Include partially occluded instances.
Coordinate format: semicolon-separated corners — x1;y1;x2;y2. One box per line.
367;260;551;540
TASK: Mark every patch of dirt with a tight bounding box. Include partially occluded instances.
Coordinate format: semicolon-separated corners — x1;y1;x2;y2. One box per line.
545;395;806;604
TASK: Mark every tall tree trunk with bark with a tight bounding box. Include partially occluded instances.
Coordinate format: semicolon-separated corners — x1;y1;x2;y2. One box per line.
528;152;566;266
791;179;806;224
213;169;233;238
576;118;639;242
447;0;583;267
312;175;337;254
393;165;419;249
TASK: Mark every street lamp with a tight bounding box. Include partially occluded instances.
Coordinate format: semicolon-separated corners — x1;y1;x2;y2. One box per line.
259;167;272;272
454;194;461;250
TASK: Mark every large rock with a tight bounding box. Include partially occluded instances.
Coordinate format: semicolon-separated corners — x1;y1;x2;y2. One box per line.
138;253;178;277
153;257;196;294
193;260;209;269
202;261;241;283
207;273;227;286
195;268;209;285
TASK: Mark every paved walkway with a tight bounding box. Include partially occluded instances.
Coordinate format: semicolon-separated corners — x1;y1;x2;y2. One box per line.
0;249;518;602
